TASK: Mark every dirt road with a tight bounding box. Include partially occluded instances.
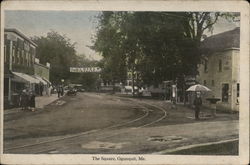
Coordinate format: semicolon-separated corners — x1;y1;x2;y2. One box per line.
4;92;238;154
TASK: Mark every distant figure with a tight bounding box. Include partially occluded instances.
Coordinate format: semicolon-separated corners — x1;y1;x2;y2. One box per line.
40;84;44;96
20;89;29;110
29;91;36;111
193;92;202;120
48;85;52;96
57;85;61;98
61;86;64;96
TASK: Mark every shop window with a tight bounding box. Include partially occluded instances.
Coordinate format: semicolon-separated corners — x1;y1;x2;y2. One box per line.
219;59;222;72
237;83;240;97
222;83;229;102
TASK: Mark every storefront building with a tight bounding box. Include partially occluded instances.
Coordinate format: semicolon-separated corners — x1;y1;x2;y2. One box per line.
197;27;240;111
34;58;51;96
4;28;50;108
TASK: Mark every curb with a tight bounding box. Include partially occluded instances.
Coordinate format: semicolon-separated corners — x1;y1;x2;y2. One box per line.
154;138;239;154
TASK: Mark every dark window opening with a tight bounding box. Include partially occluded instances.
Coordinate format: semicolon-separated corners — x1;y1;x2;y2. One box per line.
237;83;240;97
222;83;229;102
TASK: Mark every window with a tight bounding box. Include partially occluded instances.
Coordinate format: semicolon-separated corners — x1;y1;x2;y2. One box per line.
26;52;29;66
211;80;215;86
4;45;6;62
203;80;207;86
204;60;208;73
219;59;222;72
237;83;240;97
12;47;15;64
21;50;24;64
17;49;20;64
222;83;229;102
27;53;29;67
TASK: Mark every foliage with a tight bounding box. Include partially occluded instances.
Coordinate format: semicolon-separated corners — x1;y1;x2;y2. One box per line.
92;11;238;88
32;31;77;84
33;31;100;88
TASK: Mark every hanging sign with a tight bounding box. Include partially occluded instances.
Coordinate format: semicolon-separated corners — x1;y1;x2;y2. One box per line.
70;67;101;73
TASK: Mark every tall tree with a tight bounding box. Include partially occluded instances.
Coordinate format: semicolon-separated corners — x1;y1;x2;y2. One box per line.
32;31;77;84
92;11;238;92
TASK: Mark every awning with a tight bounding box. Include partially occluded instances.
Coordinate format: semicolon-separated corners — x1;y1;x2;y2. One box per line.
34;75;47;85
12;72;40;84
42;77;52;85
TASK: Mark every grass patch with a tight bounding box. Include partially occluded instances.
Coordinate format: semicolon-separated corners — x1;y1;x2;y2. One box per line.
168;140;238;155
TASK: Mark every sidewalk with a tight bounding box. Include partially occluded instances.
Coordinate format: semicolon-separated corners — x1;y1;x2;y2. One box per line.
4;93;60;115
35;93;59;109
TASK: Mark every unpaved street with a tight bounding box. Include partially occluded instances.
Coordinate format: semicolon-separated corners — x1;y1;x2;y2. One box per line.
4;92;238;154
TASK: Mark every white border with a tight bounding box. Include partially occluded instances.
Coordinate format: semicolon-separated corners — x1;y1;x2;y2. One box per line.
0;0;249;165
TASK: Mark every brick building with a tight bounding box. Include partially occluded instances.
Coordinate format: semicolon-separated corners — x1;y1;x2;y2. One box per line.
4;28;50;108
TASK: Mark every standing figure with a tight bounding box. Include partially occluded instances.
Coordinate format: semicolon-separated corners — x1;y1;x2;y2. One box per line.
29;91;36;111
193;92;202;120
61;85;64;96
48;85;52;96
57;85;61;98
20;89;28;110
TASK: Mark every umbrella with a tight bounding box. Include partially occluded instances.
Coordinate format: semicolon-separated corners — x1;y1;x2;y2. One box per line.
186;84;211;92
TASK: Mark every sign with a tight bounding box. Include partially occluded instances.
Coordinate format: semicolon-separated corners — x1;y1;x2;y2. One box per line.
70;67;101;73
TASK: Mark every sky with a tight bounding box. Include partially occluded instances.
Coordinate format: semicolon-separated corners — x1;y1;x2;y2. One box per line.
5;11;240;61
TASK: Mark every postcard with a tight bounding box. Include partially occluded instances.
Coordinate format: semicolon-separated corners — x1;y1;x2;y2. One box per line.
0;0;249;165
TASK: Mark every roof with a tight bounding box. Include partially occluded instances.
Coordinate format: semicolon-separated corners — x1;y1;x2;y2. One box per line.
201;27;240;54
4;28;37;47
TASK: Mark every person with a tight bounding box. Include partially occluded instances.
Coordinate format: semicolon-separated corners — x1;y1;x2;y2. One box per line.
193;91;202;120
29;91;36;111
57;85;61;98
61;85;64;96
20;89;29;110
40;83;44;96
48;85;52;96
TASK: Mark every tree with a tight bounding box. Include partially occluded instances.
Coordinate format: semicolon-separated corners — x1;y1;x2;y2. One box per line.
92;11;238;96
32;31;77;84
92;12;128;86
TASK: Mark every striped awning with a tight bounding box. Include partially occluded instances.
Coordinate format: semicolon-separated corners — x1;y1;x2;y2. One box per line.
34;75;47;85
12;72;40;84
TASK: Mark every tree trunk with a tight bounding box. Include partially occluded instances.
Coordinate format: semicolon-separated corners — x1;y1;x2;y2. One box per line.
132;66;135;97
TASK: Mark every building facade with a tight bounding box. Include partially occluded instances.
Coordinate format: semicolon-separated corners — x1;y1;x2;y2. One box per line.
4;28;51;108
197;28;240;111
34;58;51;95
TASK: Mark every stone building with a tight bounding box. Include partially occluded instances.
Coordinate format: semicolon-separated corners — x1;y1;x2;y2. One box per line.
197;27;240;111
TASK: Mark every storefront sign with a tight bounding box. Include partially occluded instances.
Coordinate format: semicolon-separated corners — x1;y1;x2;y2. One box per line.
70;67;101;73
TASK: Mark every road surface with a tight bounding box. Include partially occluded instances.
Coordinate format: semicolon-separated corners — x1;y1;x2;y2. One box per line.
4;92;239;154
